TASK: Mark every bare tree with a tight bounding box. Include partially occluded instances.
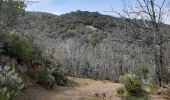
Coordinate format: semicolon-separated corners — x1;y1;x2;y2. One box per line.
115;0;170;86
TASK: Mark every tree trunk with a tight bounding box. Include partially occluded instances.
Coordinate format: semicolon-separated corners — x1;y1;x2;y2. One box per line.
154;43;164;86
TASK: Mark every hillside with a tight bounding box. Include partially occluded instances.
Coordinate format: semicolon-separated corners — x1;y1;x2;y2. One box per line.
1;10;170;100
16;11;170;82
19;11;124;45
1;0;170;99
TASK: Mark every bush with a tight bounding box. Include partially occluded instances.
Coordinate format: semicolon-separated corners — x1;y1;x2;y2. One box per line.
27;69;55;88
37;72;55;89
120;74;149;100
4;34;41;61
125;94;149;100
0;65;24;100
137;65;149;80
47;60;67;86
117;87;126;96
27;58;67;88
121;74;143;96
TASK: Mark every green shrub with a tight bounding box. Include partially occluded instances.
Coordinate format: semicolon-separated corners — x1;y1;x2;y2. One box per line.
121;74;143;96
117;87;126;96
27;58;67;87
52;68;67;86
137;65;149;80
120;74;149;100
27;69;55;88
37;72;55;89
125;94;149;100
4;34;41;61
47;60;67;86
0;65;24;100
0;30;8;43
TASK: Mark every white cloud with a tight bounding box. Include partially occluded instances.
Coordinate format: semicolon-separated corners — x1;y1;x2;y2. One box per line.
53;11;65;15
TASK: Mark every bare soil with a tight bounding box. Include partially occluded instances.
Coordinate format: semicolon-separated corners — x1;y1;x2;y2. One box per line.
17;77;122;100
16;77;167;100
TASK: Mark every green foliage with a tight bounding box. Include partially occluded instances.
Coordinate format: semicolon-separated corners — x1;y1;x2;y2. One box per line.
27;59;67;87
137;65;149;80
37;71;55;89
125;93;149;100
52;68;67;86
87;32;107;46
120;74;149;100
22;11;123;46
4;34;41;61
27;69;55;89
47;60;67;86
0;0;26;27
0;65;24;100
117;87;126;96
0;29;8;43
121;74;143;96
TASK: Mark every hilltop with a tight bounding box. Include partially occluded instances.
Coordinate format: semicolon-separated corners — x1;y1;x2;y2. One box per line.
19;11;124;45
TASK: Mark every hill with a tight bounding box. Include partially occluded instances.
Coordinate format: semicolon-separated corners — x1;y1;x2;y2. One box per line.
16;10;170;82
1;10;170;100
19;11;124;45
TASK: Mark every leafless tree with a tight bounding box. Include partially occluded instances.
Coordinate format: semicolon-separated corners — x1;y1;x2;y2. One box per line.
115;0;170;86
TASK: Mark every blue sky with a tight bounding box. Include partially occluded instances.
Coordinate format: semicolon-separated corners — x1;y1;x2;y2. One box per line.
26;0;170;24
26;0;124;15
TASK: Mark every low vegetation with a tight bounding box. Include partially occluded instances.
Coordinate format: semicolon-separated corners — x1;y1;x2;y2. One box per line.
121;74;143;95
117;87;126;97
4;34;41;61
27;59;67;88
118;74;149;100
27;69;55;88
0;65;24;100
0;33;67;99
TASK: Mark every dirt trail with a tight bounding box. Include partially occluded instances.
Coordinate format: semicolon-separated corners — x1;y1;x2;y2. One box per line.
17;77;167;100
17;77;122;100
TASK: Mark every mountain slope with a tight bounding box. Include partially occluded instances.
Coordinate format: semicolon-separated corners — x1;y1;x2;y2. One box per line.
20;11;125;45
16;11;170;82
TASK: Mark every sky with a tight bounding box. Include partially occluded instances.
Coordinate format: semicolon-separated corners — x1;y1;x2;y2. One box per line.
26;0;170;24
26;0;124;16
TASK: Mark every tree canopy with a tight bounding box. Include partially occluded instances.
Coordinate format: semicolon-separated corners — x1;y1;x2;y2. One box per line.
0;0;26;28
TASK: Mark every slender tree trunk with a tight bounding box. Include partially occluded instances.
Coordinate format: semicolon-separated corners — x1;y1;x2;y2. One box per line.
154;45;162;86
154;28;164;86
153;23;165;86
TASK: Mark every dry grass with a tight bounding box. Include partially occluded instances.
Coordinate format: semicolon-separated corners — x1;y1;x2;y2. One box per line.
17;77;122;100
17;77;169;100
